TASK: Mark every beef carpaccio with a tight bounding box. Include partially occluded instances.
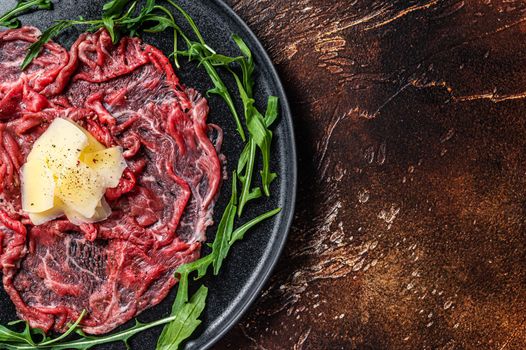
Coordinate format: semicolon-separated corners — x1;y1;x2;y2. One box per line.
0;27;222;334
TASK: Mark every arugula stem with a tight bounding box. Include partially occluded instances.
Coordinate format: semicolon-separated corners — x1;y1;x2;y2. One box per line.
231;208;281;245
0;0;52;28
165;0;247;140
0;325;35;347
238;139;258;216
202;61;246;141
47;315;178;350
151;4;180;68
37;311;85;347
165;0;205;46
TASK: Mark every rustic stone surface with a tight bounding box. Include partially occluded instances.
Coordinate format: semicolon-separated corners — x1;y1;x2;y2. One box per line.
216;0;526;349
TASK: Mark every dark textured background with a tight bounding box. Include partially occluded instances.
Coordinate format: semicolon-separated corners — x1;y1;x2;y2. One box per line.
216;0;526;349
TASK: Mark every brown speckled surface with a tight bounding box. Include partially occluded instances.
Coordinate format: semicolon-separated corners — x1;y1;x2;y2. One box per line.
216;0;526;349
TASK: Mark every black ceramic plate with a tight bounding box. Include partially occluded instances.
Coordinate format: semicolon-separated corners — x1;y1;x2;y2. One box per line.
0;0;296;349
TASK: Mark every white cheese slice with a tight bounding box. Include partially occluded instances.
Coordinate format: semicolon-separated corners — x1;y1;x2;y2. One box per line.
21;161;55;213
80;147;126;188
56;163;106;219
27;118;88;174
21;118;126;226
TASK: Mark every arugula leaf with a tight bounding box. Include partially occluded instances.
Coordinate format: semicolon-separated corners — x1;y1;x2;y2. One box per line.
261;96;279;189
230;208;281;244
0;0;53;29
200;53;244;66
0;323;35;347
174;202;281;284
176;254;213;281
102;15;117;42
238;139;261;215
237;96;278;216
156;286;208;350
265;95;279;128
227;35;279;208
203;60;246;142
211;173;238;274
231;71;276;196
202;207;281;274
102;0;131;18
237;142;250;174
166;0;205;47
20;20;77;70
231;36;278;197
232;34;254;97
177;44;246;141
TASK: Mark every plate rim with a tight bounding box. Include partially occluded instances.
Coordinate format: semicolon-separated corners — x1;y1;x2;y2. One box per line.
196;1;297;349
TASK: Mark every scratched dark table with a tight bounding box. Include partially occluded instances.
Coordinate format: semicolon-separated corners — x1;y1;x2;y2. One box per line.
215;1;526;349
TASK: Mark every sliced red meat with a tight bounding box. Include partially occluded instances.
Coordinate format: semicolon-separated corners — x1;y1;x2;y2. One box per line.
0;27;73;119
0;27;222;334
